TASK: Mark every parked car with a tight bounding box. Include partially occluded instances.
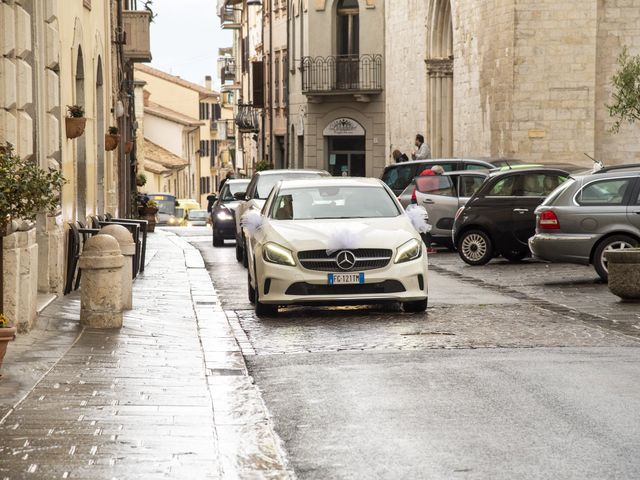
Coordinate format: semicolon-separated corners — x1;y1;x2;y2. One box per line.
245;177;429;316
211;179;251;247
171;198;201;226
381;158;495;196
453;167;571;265
414;171;489;247
185;209;209;227
529;165;640;281
235;169;330;266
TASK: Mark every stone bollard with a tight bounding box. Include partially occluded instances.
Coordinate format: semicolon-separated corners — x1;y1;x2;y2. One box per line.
605;248;640;301
99;225;135;310
78;235;124;328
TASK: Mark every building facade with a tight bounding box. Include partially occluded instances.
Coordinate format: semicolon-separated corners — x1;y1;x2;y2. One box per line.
288;0;387;177
1;0;150;331
385;0;640;167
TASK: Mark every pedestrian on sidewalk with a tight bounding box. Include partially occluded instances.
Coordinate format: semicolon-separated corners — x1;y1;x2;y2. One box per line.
412;134;431;160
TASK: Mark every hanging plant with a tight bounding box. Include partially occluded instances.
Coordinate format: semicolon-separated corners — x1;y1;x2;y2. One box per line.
65;105;87;139
105;126;120;151
136;173;147;187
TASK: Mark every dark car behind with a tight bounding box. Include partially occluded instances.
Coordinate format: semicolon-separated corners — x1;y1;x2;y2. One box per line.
453;167;571;265
211;179;250;246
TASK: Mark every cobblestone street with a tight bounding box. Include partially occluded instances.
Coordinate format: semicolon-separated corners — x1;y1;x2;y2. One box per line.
1;227;639;479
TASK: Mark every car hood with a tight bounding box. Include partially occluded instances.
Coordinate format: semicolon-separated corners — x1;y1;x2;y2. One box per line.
262;217;420;252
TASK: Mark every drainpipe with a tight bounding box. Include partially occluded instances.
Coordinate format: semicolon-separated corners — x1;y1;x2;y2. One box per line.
268;1;273;166
285;0;290;168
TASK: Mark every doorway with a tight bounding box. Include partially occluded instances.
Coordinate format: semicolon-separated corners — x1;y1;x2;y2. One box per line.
96;57;105;214
75;47;87;220
327;136;365;177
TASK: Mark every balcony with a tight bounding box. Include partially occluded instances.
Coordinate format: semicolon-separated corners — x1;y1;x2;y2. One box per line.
235;104;260;133
301;54;383;100
218;2;241;30
219;58;236;82
122;10;152;63
217;119;236;140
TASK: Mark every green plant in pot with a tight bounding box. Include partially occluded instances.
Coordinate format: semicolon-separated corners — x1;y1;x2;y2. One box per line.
65;105;87;139
138;199;158;232
105;126;120;151
0;143;65;365
136;173;147;187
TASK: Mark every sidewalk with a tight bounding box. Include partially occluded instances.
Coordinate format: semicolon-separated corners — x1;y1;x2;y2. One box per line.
0;232;292;479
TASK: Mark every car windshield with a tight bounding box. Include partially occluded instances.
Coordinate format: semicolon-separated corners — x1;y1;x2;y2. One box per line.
221;182;249;202
269;186;401;220
188;210;208;219
257;172;327;199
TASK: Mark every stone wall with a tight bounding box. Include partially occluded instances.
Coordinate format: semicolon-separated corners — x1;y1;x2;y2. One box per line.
2;229;38;332
385;0;640;167
594;0;640;165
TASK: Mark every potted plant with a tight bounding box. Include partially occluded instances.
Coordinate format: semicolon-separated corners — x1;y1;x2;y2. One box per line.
65;105;86;139
124;140;134;154
138;198;158;232
0;143;65;355
136;173;147;187
105;126;120;151
0;314;16;372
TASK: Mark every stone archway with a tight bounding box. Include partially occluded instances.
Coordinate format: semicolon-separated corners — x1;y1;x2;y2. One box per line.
426;0;453;158
75;46;87;220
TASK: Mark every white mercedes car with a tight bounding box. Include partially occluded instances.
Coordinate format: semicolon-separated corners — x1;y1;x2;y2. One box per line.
244;178;429;316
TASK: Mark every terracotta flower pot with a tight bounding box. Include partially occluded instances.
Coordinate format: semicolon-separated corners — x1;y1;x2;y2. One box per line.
138;206;158;233
105;134;120;151
65;117;87;139
0;327;17;371
124;141;134;154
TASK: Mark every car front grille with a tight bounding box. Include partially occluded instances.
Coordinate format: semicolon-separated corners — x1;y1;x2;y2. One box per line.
285;280;405;296
297;249;393;272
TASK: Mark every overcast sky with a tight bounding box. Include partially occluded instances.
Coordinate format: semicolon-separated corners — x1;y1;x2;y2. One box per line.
149;0;231;88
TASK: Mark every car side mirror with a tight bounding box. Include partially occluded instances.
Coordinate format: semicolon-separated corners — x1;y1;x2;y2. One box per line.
234;191;247;200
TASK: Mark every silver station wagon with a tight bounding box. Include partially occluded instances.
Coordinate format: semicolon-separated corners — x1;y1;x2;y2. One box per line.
529;165;640;280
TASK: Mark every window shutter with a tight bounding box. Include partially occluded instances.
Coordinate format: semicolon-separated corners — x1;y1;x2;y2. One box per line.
252;61;264;108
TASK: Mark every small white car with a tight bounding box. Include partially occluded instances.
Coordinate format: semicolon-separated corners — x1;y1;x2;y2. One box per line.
245;177;429;316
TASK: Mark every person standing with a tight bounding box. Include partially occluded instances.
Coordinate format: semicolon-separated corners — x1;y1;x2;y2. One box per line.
412;134;431;160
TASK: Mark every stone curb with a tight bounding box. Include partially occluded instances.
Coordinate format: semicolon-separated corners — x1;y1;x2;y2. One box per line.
164;232;296;480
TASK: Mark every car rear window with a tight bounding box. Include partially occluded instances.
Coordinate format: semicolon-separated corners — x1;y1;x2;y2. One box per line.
415;175;455;196
576;178;634;206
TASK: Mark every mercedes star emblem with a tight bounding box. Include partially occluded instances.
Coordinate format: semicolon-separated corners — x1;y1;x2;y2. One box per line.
336;250;357;271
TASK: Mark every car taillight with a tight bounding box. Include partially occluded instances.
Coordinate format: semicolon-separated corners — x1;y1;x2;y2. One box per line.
539;210;560;230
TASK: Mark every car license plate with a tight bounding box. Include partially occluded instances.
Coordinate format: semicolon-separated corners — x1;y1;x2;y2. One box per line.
328;273;365;285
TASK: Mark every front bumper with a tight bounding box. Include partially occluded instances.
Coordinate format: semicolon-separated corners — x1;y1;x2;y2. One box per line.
255;256;429;305
213;221;236;239
528;233;597;265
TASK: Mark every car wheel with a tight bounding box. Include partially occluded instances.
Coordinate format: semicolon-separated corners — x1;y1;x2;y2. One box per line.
593;234;638;281
235;239;243;262
403;298;428;313
213;231;224;247
502;249;528;263
255;279;277;317
457;230;493;266
248;270;256;304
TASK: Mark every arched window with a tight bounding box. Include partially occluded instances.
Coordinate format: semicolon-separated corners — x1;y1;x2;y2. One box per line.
336;0;358;57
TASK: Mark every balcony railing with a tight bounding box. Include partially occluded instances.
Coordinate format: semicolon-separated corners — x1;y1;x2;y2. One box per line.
301;54;383;95
235;104;260;133
122;9;152;62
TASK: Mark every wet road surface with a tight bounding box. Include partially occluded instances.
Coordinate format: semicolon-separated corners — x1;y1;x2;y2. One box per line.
177;227;640;480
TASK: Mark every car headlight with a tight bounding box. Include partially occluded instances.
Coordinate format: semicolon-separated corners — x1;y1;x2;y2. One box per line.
168;217;176;224
263;242;296;266
186;221;192;227
394;238;422;264
216;210;234;221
